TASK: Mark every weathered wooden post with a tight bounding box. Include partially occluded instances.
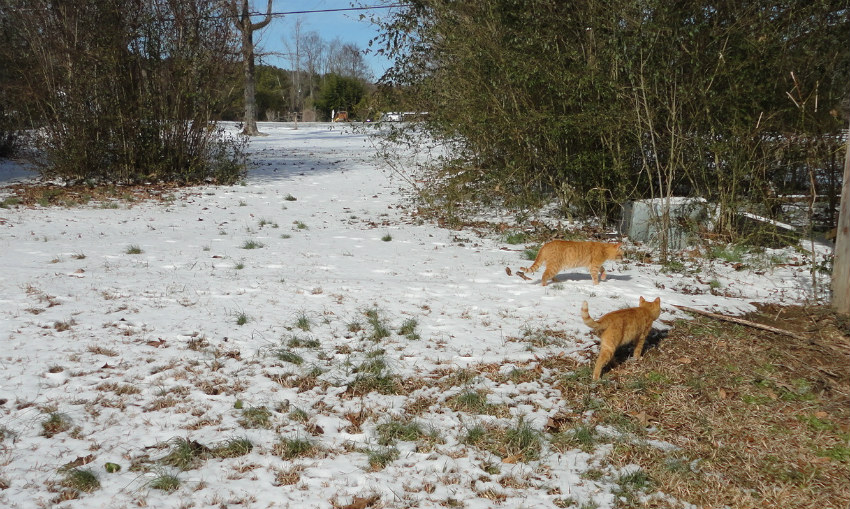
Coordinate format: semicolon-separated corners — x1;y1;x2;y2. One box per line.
833;124;850;315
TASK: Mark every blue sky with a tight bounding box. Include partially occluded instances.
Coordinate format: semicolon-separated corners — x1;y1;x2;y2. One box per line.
252;1;398;80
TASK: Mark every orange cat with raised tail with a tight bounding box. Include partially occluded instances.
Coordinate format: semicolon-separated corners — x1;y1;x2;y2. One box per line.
581;297;661;380
520;240;623;286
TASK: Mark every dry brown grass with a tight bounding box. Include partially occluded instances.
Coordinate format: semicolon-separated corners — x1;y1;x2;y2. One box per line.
274;464;305;486
1;182;188;207
552;304;849;509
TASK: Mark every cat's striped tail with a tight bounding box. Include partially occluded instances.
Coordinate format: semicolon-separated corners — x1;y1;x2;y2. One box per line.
519;250;544;274
580;301;604;331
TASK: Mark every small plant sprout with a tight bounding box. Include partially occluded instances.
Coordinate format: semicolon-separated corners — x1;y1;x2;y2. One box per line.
284;194;297;201
241;239;264;249
464;424;487;445
42;412;71;437
288;407;310;422
524;246;540;260
276;350;304;365
294;311;312;331
0;196;22;208
287;335;320;348
399;318;420;340
294;220;308;230
235;312;249;325
381;233;392;242
451;390;491;414
149;472;181;491
239;407;273;429
126;244;143;254
365;446;400;470
61;468;100;493
211;437;254;458
160;437;209;470
504;231;526;245
273;436;317;459
376;419;425;446
613;468;652;503
365;307;390;341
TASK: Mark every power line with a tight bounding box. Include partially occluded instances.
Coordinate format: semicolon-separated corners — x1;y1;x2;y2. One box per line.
248;4;409;18
2;4;410;19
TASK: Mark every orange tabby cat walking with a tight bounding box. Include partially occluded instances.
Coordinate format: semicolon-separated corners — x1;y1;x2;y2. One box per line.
581;297;661;380
520;240;623;286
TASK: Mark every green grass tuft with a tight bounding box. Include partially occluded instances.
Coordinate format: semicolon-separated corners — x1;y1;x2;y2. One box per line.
273;436;317;459
523;246;540;260
399;318;420;340
239;407;273;429
61;468;100;493
376;419;425;446
294;312;312;331
504;232;526;245
149;472;181;491
210;437;254;458
365;446;399;470
42;412;71;437
160;438;208;470
241;239;265;249
276;350;304;365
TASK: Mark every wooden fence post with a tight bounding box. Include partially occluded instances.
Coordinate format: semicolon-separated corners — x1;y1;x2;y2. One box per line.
833;123;850;315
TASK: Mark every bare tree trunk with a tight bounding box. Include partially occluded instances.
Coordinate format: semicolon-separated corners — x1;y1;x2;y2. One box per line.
226;0;273;136
833;122;850;315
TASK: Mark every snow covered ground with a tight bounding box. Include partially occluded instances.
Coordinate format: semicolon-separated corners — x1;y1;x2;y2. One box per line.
0;123;831;508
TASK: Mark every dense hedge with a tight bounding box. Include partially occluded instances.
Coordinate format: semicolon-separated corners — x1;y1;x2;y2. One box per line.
376;0;848;233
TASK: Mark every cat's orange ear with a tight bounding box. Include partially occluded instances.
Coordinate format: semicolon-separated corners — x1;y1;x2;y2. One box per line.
653;297;661;305
639;296;646;304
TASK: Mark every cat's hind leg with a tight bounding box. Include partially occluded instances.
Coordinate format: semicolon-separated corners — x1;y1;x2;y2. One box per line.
592;342;616;380
599;266;607;281
589;266;600;285
541;267;558;286
632;327;651;360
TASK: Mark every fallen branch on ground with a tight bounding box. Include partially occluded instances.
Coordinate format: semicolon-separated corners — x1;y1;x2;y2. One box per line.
672;304;807;341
